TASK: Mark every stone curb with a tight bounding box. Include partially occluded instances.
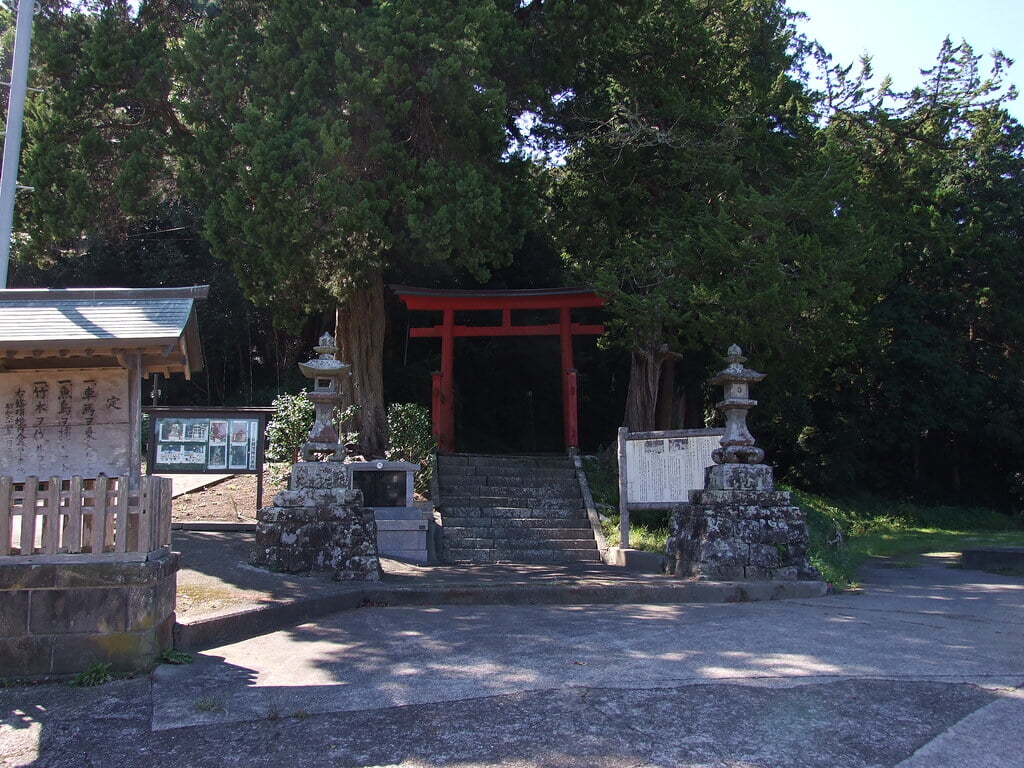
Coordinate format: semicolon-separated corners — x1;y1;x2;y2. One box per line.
171;522;258;532
172;578;828;652
961;547;1024;571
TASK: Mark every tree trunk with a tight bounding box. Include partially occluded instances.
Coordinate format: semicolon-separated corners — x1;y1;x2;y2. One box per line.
655;360;676;430
624;342;674;431
335;276;387;457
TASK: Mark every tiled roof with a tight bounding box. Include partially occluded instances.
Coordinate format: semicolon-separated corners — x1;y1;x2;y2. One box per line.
0;287;208;375
0;298;194;344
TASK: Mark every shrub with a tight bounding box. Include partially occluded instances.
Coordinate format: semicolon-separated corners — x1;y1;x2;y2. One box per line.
265;391;315;465
386;403;435;495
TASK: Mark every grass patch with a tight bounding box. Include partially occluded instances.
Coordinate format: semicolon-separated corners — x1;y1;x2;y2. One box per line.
599;516;669;553
581;454;1024;588
68;660;113;687
793;489;1024;589
159;647;193;665
194;696;224;713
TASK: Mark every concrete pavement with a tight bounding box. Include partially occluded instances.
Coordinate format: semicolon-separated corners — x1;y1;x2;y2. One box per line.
2;561;1022;767
171;530;828;651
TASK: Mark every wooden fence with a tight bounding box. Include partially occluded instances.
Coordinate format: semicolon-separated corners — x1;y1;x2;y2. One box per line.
0;475;171;560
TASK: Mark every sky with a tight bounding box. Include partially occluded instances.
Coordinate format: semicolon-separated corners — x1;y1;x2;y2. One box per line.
787;0;1024;121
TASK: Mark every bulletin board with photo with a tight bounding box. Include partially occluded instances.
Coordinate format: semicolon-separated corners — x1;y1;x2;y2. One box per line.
144;407;273;475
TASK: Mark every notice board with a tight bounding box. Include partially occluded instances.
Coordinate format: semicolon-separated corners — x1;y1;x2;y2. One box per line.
619;427;724;507
145;407;272;474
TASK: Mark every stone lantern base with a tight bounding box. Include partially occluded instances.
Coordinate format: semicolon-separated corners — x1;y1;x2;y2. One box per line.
251;462;382;581
666;463;820;581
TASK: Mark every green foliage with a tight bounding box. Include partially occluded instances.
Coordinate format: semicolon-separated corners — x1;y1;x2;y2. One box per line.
581;455;619;511
385;403;434;463
792;488;1024;588
265;391;315;465
193;696;224;713
792;38;1024;504
265;390;361;467
176;0;538;321
551;0;886;431
386;403;435;495
599;517;669;554
69;660;113;687
158;648;193;666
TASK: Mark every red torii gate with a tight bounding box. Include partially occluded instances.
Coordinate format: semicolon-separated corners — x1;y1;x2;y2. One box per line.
392;286;605;453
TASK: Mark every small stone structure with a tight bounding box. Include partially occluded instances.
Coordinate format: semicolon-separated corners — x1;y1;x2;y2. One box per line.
666;345;820;581
349;460;432;564
251;334;382;580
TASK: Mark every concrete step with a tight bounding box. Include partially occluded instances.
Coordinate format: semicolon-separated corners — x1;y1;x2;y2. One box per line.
496;538;598;550
443;526;594;540
437;453;597;565
442;547;602;565
442;548;497;564
441;516;591;529
438;468;579;481
438;482;582;497
441;497;585;510
495;548;602;564
437;455;574;471
442;537;596;552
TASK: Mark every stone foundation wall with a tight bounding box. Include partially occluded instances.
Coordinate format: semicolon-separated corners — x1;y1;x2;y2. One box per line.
252;501;382;579
667;500;817;580
667;463;819;581
252;461;382;581
0;552;179;678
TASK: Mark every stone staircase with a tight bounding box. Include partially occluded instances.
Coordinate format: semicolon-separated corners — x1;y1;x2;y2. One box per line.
436;454;602;564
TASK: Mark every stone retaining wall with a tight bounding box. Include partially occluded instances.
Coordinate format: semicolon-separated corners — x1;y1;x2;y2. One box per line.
0;552;178;678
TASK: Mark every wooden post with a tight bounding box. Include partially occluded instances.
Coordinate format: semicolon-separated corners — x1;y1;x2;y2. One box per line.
20;476;37;555
139;475;153;553
0;476;11;555
91;475;108;554
617;427;631;549
559;306;576;452
114;474;130;553
565;369;579;453
128;353;143;488
42;475;61;554
66;476;83;553
431;371;444;450
440;307;455;453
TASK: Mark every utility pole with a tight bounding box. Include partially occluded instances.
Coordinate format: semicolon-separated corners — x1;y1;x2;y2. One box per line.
0;0;37;288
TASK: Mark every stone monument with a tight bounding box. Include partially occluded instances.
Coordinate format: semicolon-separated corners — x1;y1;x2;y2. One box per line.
251;334;381;580
666;345;820;581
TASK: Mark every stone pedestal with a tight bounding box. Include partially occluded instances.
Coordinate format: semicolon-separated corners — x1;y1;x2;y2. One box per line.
667;463;819;581
0;552;179;678
252;462;382;581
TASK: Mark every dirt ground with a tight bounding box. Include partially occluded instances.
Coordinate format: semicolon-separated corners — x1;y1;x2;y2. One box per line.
171;470;286;522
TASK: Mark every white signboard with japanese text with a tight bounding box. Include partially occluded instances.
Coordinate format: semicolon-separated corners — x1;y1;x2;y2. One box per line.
0;368;131;480
622;428;723;506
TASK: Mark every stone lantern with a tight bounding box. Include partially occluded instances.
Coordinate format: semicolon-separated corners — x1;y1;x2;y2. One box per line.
252;332;381;580
708;343;765;465
663;343;823;586
297;332;350;461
